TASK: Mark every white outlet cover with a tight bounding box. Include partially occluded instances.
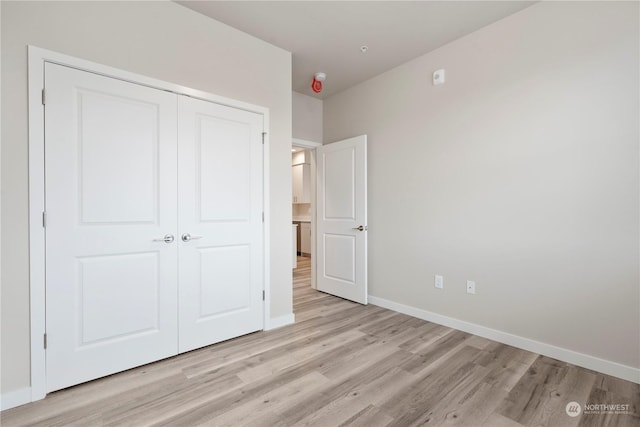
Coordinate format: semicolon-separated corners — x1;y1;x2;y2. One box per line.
433;69;445;85
435;275;443;289
466;280;476;294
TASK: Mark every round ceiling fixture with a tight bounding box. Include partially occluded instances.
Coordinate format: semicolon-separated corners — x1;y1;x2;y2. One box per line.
360;45;369;53
311;72;326;93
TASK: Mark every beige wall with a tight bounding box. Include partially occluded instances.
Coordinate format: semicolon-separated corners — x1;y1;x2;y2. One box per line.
1;1;292;394
292;91;323;142
324;1;639;369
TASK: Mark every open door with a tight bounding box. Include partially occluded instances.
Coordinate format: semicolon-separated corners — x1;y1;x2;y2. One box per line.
316;135;367;304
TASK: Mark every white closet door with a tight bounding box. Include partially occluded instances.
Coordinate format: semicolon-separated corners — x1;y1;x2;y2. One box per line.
45;63;179;392
177;96;264;353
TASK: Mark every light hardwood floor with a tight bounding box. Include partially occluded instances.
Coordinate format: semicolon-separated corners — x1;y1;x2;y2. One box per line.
2;256;638;426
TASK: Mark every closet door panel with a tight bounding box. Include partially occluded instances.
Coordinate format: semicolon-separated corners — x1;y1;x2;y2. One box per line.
177;96;264;352
44;62;266;391
45;63;179;392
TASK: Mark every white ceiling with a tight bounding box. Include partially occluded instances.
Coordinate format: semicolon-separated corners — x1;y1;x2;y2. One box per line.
177;1;536;99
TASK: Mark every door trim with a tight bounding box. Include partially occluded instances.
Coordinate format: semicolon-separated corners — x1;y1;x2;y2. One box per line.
27;46;271;402
291;138;321;149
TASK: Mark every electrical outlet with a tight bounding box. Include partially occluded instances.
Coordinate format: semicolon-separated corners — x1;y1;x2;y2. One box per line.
466;280;476;294
434;275;444;289
433;69;445;85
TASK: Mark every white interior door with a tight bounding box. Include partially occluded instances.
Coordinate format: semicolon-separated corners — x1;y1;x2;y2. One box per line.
45;63;179;392
316;135;368;304
177;96;264;353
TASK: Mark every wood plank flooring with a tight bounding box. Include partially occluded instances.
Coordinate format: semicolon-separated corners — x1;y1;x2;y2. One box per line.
2;256;638;426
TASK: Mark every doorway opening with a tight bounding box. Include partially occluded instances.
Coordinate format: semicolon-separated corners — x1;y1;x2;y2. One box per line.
291;135;368;308
291;139;321;297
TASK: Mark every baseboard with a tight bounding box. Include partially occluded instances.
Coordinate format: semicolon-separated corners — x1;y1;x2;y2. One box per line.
265;313;295;330
1;387;32;411
368;295;640;384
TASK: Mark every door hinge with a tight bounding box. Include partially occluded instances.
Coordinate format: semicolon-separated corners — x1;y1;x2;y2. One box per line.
41;89;46;105
262;132;266;145
262;290;265;301
44;333;47;349
42;211;47;228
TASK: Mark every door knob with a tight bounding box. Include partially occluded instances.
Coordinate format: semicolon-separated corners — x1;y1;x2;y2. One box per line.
352;225;367;231
153;234;174;243
181;233;204;242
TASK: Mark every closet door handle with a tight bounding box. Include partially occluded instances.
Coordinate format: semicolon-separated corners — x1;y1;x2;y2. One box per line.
181;233;203;242
153;234;175;243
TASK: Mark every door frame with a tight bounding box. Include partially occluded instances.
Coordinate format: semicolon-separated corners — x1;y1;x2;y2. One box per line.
292;138;321;289
28;46;271;402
